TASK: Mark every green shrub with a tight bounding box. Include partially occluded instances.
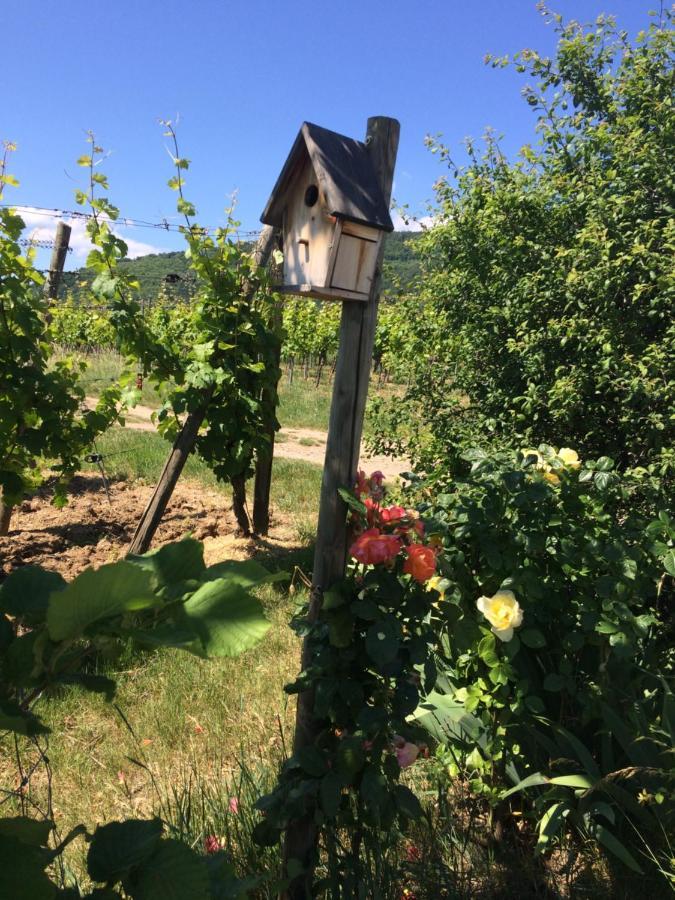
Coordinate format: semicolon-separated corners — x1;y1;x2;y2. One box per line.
412;444;674;877
369;10;675;483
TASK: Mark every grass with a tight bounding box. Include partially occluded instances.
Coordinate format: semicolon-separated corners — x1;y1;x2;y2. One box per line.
65;349;334;431
63;348;402;434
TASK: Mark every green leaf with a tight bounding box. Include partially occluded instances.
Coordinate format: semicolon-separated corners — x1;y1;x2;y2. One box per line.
536;802;568;851
543;673;566;692
662;549;675;577
337;487;367;518
594;471;612;491
0;566;66;626
520;628;547;649
328;608;354;648
549;774;593;789
365;618;400;667
77;155;92;167
502;772;550;798
47;562;157;640
0;835;55;899
127;538;205;587
590;824;643;874
320;772;344;818
127;839;210;900
295;747;328;778
0;817;53;847
336;738;366;778
87;818;163;883
178;579;270;657
394;784;423;819
360;767;388;812
202;559;288;589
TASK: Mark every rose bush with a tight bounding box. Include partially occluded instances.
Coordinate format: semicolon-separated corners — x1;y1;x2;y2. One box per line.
410;444;674;876
254;470;440;895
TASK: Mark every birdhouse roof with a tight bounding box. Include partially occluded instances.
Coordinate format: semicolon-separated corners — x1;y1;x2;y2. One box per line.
261;122;394;232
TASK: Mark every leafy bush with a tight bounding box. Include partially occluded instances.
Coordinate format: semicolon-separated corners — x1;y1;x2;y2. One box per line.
0;537;284;897
0;143;120;525
255;472;440;895
369;10;675;483
412;445;674;878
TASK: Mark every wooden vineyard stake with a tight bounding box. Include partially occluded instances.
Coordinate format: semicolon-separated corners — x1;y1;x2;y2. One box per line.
128;225;278;555
44;221;71;301
283;115;400;898
252;296;283;536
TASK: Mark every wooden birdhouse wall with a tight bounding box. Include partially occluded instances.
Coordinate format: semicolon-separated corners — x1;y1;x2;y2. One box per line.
330;220;381;296
282;153;334;289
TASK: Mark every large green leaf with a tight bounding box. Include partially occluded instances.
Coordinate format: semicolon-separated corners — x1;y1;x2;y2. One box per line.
127;538;205;587
411;691;485;746
87;818;163;883
0;816;53;846
365;618;400;667
0;566;66;626
0;835;55;899
47;562;157;641
127;839;210;900
590;823;643;874
202;559;288;589
178;579;270;657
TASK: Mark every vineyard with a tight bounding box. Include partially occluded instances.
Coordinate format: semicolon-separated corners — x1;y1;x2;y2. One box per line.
1;8;674;900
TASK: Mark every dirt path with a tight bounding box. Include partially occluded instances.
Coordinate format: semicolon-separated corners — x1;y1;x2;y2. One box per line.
97;398;409;481
0;475;303;579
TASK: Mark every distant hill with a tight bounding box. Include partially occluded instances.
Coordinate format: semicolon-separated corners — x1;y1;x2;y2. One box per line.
61;232;421;303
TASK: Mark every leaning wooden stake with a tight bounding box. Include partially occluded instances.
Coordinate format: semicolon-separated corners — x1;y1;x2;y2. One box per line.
128;226;277;555
283;115;400;898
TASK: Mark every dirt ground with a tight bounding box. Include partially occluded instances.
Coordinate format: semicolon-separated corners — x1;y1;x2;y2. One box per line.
0;475;301;581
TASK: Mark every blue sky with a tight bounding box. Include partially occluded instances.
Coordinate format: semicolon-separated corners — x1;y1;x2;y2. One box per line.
3;0;657;268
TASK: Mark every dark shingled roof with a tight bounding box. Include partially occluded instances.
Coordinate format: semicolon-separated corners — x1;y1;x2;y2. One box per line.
261;122;394;232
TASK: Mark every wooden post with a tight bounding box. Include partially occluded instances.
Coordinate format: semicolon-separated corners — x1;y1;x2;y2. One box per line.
284;116;400;897
127;226;277;555
253;296;283;536
44;221;71;300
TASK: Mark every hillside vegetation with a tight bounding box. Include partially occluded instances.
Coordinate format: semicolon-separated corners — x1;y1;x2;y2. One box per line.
60;230;421;302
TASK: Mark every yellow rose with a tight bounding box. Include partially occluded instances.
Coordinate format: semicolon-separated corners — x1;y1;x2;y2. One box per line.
476;590;523;642
558;447;581;468
543;471;560;485
426;575;449;607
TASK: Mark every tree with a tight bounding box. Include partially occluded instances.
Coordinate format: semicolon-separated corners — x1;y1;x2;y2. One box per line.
370;8;674;484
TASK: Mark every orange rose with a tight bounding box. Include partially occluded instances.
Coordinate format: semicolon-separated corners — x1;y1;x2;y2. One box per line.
403;544;437;583
380;505;407;525
349;528;402;565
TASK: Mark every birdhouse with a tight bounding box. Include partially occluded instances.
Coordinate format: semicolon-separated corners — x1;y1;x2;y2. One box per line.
260;122;394;302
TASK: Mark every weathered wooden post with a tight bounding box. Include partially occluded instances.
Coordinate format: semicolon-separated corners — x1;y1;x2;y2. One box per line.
44;221;71;301
260;115;400;896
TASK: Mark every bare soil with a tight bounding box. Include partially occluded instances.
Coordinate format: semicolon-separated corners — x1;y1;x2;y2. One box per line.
0;475;301;581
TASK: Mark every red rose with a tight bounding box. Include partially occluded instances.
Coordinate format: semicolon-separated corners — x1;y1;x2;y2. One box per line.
350;528;402;565
403;545;437;583
380;505;407;525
